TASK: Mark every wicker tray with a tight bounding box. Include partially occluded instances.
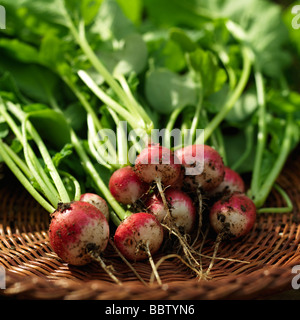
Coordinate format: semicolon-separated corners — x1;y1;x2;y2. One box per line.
0;148;300;300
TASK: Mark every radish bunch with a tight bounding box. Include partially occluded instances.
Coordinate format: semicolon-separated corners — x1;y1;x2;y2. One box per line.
105;143;253;268
107;143;256;267
0;100;257;279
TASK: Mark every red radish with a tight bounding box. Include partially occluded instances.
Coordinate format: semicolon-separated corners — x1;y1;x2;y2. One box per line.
114;212;164;261
134;145;197;264
134;144;182;225
134;144;198;261
109;166;149;205
49;201;109;266
134;144;181;186
146;188;196;234
204;192;256;278
175;144;225;192
208;166;245;199
209;192;256;239
80;193;110;221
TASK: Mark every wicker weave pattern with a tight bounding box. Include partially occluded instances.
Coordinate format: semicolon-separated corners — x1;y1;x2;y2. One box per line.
0;150;300;300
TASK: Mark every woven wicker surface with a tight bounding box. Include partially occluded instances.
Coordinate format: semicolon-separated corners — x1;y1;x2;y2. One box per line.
0;148;300;300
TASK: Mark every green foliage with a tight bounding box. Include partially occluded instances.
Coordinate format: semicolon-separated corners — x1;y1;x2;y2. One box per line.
0;0;298;211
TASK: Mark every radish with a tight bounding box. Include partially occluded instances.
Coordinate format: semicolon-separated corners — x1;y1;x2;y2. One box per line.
169;166;185;190
109;165;149;205
146;188;196;234
134;144;182;222
80;192;110;221
49;201;110;266
208;166;245;199
134;144;199;267
114;212;164;261
175;144;225;193
205;192;256;277
134;144;181;186
209;192;256;239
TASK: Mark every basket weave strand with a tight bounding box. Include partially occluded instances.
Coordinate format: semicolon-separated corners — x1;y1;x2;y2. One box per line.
0;148;300;300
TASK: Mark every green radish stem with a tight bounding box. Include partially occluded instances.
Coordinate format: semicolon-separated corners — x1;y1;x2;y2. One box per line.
0;102;60;207
195;46;252;144
106;108;129;166
249;67;295;211
116;73;153;130
22;114;70;204
231;124;254;171
59;170;82;202
10;102;70;204
87;114;118;170
70;130;130;223
0;141;56;213
165;105;187;150
64;13;153;133
250;66;267;197
257;183;293;214
0;102;80;212
252;114;295;209
189;70;203;145
77;70;139;129
61;75;119;168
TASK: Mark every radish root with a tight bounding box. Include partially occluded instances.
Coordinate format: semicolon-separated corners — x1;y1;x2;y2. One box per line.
87;247;123;286
109;239;148;286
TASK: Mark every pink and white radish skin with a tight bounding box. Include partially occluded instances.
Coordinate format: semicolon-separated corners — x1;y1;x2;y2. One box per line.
208;166;245;199
209;192;256;239
169;166;185;190
49;201;109;266
146;188;196;234
109;166;149;205
175;144;225;192
114;212;164;261
80;193;110;221
134;144;181;186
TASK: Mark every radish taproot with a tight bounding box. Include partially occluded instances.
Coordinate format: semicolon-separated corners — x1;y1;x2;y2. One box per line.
146;188;196;234
175;144;225;192
109;165;149;205
114;212;164;261
80;193;110;221
49;201;110;266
